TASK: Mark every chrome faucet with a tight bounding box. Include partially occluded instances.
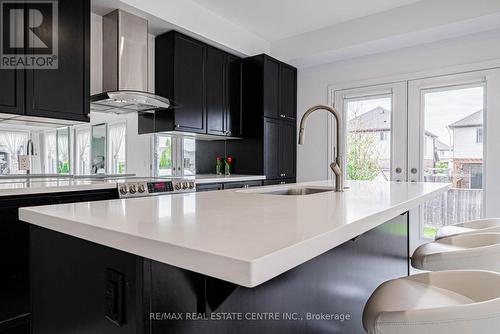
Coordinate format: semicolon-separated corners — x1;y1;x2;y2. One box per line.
298;104;344;192
26;139;35;175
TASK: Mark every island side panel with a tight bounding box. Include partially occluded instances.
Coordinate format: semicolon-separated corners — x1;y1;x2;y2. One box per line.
30;225;143;334
148;213;409;334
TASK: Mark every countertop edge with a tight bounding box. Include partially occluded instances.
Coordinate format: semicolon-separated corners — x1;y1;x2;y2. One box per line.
19;183;450;288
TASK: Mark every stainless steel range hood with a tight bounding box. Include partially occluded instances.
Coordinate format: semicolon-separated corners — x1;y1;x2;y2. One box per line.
90;10;178;114
90;90;179;114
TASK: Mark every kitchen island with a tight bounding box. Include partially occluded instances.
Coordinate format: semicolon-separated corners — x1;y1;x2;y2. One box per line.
20;180;449;333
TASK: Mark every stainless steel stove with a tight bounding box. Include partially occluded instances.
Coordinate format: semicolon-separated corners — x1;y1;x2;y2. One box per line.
116;178;196;199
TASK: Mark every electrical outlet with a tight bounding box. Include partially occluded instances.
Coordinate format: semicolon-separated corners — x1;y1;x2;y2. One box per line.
18;155;30;171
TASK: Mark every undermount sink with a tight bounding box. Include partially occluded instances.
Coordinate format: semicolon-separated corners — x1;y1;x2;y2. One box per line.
254;187;334;196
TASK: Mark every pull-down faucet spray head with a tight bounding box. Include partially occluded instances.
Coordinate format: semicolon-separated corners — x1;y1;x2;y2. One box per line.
298;104;344;192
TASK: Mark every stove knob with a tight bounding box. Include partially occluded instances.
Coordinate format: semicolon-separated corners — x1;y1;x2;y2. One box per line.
137;184;146;193
119;185;128;195
129;184;137;194
182;182;188;190
189;182;195;189
174;183;182;190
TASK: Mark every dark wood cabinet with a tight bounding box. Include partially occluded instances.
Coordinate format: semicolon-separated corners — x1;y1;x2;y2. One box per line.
149;31;242;137
228;54;297;182
0;0;90;122
263;178;296;186
225;55;242;137
279;120;296;179
263;57;280;119
206;48;242;137
196;183;224;192
206;47;226;135
0;188;117;333
280;64;297;121
26;0;90;121
196;180;262;192
264;118;280;179
0;69;24;115
222;180;262;189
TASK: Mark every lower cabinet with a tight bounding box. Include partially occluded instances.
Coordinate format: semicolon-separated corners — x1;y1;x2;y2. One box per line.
263;178;296;186
196;180;262;192
0;188;118;334
223;180;262;189
28;213;408;334
196;183;224;192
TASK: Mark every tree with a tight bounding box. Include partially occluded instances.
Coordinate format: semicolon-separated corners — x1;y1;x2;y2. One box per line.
346;105;381;180
158;138;172;169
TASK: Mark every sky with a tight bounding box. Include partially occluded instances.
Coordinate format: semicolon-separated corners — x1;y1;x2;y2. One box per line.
346;86;484;146
424;86;483;145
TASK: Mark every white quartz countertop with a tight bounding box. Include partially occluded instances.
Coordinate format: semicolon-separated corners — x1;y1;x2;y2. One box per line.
0;174;265;196
193;174;266;184
19;180;449;287
0;179;116;196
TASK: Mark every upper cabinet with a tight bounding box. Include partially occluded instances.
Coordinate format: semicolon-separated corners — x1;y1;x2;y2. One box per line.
0;0;90;122
144;31;241;137
280;64;297;121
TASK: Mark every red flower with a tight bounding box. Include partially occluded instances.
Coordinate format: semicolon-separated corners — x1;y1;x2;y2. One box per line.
226;156;233;164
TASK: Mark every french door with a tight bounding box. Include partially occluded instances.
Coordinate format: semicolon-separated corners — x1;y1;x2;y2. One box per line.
408;69;500;249
331;68;500;253
331;82;407;183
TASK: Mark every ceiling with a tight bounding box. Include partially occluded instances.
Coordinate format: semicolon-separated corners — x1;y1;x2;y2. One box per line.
190;0;421;41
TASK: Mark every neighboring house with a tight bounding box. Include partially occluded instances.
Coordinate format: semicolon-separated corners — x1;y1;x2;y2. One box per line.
448;110;483;189
348;107;448;179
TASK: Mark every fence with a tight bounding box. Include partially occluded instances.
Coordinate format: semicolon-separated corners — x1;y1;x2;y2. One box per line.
424;188;483;228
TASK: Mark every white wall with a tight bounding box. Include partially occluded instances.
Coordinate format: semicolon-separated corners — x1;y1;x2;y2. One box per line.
297;29;500;182
90;13;153;177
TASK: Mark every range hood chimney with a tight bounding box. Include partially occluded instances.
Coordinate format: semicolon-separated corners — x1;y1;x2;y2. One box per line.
90;10;178;114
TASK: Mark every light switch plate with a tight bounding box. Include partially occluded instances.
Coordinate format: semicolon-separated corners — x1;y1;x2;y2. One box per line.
18;155;30;170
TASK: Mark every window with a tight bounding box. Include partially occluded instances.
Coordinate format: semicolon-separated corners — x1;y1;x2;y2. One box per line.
183;137;196;176
153;135;196;177
421;85;484;238
75;127;91;174
57;128;70;174
44;130;57;173
0;130;29;174
345;96;392;181
476;128;483;143
155;135;173;177
108;122;126;174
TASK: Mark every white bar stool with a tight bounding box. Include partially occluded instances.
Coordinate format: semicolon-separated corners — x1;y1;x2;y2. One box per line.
362;270;500;334
411;233;500;272
436;218;500;239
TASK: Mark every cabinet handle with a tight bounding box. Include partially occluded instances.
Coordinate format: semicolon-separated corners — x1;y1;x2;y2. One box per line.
175;124;180;128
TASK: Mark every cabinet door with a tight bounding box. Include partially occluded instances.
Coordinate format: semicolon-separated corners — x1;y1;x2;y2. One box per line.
196;183;223;192
264;117;280;179
279;120;296;179
0;69;24;115
173;34;206;133
25;0;90;122
280;64;297;121
206;47;226;135
263;178;295;186
225;55;242;137
0;196;51;326
263;57;280;119
223;180;262;189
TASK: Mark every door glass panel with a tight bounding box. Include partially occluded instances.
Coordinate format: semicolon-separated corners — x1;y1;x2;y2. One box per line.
182;138;196;176
422;86;484;238
345;96;392;181
156;135;173;177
